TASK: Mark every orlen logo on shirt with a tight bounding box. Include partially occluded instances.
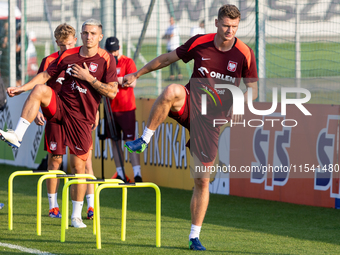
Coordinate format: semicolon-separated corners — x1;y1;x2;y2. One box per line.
198;66;236;83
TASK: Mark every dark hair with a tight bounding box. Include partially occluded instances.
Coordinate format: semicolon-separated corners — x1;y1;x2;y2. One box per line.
218;4;241;20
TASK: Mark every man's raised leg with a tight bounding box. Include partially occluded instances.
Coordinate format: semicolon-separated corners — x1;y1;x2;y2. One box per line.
125;83;186;153
0;84;52;148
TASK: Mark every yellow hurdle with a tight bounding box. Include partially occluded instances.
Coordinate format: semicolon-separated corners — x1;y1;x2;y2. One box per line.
60;178;125;243
94;182;161;249
36;173;98;236
8;170;66;231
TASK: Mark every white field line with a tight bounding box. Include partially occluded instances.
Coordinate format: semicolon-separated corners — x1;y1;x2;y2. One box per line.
0;242;55;254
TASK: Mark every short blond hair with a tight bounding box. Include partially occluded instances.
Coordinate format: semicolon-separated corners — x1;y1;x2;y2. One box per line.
54;23;76;42
218;4;241;20
81;19;102;31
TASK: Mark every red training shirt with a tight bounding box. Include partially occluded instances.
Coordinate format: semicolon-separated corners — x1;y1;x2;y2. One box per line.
176;33;258;117
46;46;117;124
38;52;65;93
110;55;137;112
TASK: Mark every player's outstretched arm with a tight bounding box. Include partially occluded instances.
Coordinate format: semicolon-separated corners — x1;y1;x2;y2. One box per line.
7;71;51;97
118;76;136;88
123;50;180;87
123;72;138;88
71;62;118;99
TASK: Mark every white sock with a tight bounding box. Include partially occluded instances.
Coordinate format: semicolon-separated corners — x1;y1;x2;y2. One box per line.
54;193;59;208
14;117;30;141
86;194;94;209
71;200;83;219
141;127;155;144
116;167;124;178
133;165;141;177
189;224;202;240
47;193;57;210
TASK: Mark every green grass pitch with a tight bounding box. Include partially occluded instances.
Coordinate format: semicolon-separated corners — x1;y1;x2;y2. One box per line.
1;163;340;254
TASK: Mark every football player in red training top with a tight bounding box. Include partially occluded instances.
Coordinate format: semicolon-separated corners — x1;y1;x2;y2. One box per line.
35;23;96;221
104;36;142;182
35;23;77;219
123;5;258;250
0;19;118;228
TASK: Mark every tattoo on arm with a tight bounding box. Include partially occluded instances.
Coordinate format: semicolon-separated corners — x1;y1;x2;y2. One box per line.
91;78;117;97
112;82;118;97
